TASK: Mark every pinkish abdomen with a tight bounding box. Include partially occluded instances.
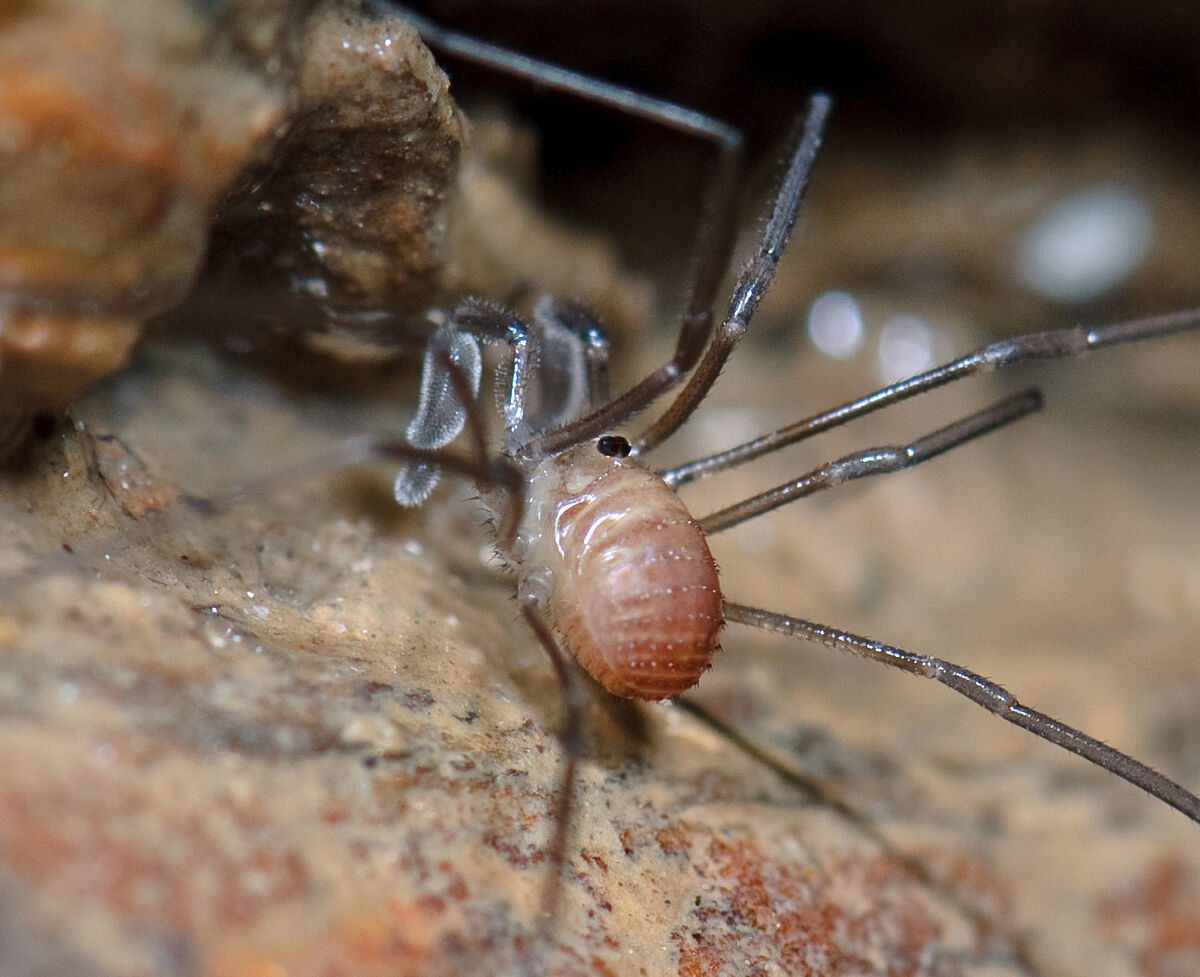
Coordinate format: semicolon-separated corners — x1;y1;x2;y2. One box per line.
535;450;722;699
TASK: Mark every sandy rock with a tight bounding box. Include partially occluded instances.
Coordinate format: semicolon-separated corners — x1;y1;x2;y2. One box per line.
0;0;282;414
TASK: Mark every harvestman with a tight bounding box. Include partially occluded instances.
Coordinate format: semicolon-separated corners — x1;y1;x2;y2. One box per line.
355;8;1200;933
158;2;1200;943
0;7;1194;972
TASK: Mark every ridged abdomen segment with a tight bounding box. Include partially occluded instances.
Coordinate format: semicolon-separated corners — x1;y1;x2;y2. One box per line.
542;456;722;699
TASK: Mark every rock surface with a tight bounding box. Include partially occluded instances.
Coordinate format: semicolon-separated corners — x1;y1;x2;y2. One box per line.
2;4;1200;977
0;0;282;415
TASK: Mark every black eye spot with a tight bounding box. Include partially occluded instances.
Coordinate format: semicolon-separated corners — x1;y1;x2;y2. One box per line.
597;435;631;458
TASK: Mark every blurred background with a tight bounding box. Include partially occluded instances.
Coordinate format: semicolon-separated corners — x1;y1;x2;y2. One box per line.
394;0;1200;315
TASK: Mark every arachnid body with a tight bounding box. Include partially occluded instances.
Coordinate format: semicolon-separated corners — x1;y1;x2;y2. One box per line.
519;437;723;700
3;6;1200;977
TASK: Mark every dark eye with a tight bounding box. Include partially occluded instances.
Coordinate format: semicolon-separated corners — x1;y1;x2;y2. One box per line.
596;435;631;458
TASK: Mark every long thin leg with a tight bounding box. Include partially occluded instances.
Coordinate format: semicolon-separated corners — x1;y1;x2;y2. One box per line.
724;601;1200;824
634;95;833;454
214;436;526;549
662;306;1200;488
393;3;741;146
699;389;1042;535
518;603;589;957
532;97;833;457
392;3;748;459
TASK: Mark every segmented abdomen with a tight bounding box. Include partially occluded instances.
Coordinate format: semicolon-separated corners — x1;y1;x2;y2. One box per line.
545;460;722;699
